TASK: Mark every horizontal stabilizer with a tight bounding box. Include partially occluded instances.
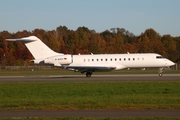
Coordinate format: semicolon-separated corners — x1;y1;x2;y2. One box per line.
6;36;38;42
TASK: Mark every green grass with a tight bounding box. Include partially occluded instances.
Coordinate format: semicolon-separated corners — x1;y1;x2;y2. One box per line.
0;69;179;76
0;82;180;110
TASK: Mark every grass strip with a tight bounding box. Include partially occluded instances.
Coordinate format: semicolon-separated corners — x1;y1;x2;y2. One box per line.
0;69;179;76
0;82;180;110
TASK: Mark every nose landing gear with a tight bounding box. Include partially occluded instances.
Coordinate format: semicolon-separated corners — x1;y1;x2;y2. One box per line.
158;68;163;77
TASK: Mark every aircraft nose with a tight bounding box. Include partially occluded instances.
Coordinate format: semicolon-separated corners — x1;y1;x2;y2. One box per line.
167;60;175;66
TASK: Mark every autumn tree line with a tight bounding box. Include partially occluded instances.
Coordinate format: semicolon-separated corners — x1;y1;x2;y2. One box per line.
0;26;180;66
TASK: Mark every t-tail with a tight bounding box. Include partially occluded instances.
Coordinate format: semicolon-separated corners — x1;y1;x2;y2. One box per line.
6;36;69;66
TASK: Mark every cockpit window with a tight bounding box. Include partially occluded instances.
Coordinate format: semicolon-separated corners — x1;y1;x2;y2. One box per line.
156;56;164;59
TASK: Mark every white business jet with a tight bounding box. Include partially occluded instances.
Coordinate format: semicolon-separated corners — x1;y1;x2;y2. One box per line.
6;36;175;77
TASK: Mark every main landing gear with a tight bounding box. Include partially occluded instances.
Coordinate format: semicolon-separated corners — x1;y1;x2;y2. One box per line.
158;68;163;77
86;72;92;77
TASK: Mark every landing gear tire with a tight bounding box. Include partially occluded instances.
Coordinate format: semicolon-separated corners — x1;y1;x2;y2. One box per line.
86;72;92;77
158;73;163;77
158;68;163;77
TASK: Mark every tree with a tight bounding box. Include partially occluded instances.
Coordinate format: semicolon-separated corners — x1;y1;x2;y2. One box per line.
161;35;177;61
135;29;165;55
119;43;138;53
0;27;179;65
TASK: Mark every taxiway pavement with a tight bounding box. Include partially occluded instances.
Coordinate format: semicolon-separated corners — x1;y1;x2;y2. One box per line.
1;110;180;118
0;74;180;82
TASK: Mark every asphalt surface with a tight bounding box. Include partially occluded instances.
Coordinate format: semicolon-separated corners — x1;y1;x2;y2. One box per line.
1;110;180;118
0;74;180;118
0;74;180;82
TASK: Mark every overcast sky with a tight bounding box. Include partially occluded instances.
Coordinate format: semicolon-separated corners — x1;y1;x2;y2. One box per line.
0;0;180;36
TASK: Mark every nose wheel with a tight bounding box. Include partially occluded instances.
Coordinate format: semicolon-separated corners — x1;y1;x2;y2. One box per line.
158;68;163;77
86;72;92;77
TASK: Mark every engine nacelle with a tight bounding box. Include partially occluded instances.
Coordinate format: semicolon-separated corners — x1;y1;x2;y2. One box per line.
31;55;72;66
51;55;72;65
44;55;72;66
43;58;54;64
31;59;44;64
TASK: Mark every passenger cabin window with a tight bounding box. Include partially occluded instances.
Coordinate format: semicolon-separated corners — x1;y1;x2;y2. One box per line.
156;56;164;59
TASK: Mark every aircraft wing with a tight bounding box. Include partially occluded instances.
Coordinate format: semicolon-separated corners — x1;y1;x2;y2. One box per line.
65;66;116;72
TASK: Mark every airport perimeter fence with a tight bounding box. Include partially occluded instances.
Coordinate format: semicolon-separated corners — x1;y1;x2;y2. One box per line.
0;63;179;71
0;65;61;71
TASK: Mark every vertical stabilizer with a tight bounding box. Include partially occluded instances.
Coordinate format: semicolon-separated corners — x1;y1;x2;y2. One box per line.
6;36;63;59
